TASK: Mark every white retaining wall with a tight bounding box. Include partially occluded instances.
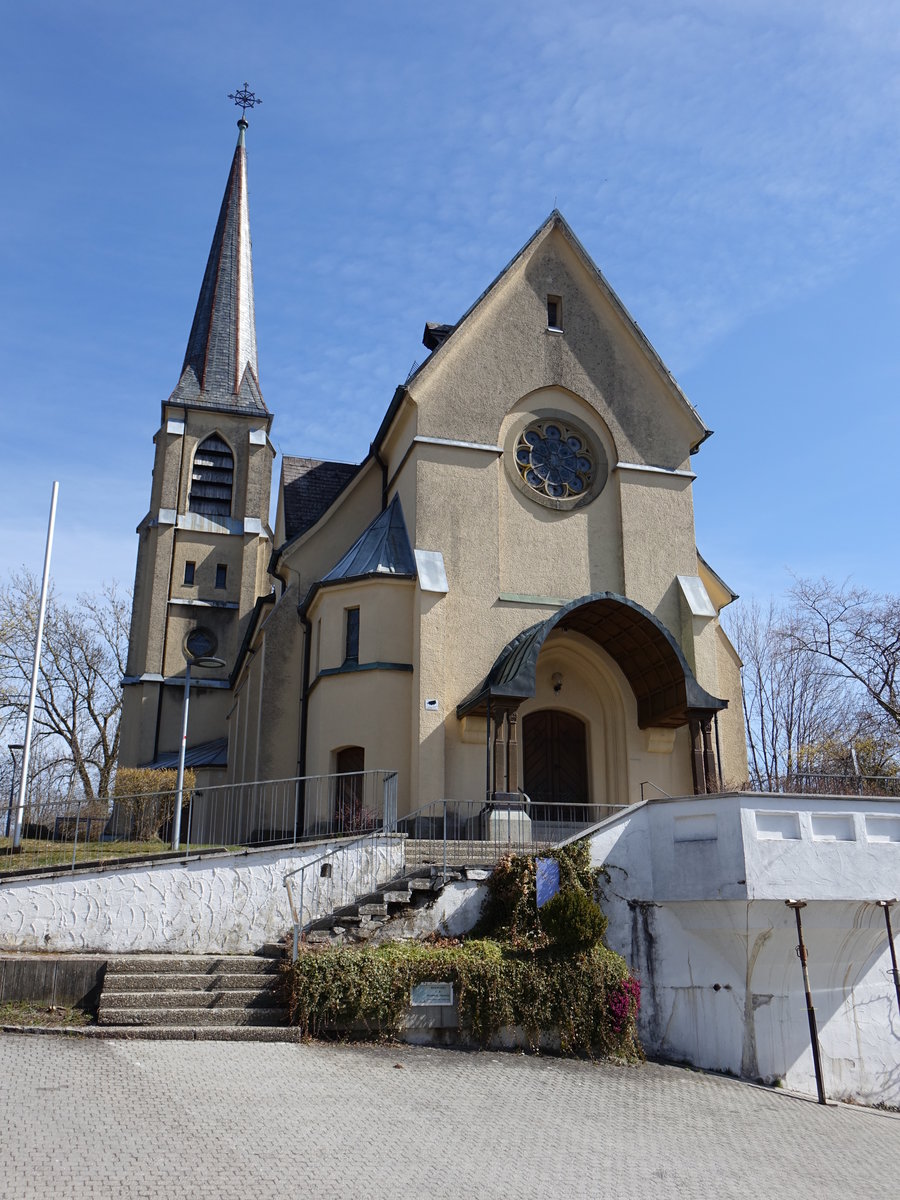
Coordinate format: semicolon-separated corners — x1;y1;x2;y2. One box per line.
0;837;405;955
585;793;900;1105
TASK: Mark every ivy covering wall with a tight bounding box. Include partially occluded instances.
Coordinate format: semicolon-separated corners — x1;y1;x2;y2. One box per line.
287;841;642;1058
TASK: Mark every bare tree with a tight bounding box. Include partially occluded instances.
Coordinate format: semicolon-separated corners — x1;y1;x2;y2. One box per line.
728;599;846;790
789;577;900;734
0;572;129;800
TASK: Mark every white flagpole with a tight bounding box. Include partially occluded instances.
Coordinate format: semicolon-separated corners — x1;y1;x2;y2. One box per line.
12;482;59;851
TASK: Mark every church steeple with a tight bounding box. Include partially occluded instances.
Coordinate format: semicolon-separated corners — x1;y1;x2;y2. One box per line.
169;115;267;414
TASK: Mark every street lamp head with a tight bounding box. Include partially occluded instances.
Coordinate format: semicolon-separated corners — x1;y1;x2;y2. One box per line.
191;656;226;669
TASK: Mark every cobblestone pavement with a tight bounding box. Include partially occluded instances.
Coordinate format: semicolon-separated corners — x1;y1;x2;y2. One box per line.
2;1034;897;1199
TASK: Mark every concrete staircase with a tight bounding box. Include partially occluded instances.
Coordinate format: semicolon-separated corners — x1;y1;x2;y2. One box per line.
302;865;489;947
96;950;298;1041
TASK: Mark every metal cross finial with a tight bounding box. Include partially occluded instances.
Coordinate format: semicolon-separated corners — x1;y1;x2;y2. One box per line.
228;82;262;118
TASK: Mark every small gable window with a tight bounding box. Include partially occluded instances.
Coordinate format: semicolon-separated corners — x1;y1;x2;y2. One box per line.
189;434;233;518
215;563;228;590
183;561;196;586
344;607;360;664
547;295;563;331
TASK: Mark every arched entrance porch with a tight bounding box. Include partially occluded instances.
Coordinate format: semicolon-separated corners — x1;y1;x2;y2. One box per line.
457;592;727;806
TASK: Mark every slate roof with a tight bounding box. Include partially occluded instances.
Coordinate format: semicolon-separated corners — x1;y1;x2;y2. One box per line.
167;120;268;416
321;494;416;582
282;457;360;543
141;736;228;770
457;593;726;728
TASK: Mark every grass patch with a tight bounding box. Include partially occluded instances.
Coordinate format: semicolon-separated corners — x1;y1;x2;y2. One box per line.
0;838;234;875
0;1001;94;1028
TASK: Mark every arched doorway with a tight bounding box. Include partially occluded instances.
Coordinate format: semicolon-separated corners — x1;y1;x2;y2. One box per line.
458;591;727;797
334;745;369;833
522;710;589;824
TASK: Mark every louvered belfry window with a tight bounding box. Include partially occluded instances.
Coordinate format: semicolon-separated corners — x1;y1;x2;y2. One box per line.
189;435;234;517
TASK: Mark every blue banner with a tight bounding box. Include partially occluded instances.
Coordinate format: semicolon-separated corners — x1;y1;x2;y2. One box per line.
536;857;560;908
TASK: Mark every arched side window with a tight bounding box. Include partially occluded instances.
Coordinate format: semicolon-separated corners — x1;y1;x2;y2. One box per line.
189;434;233;517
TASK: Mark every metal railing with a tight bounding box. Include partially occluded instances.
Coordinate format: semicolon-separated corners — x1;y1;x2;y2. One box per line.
747;774;900;798
283;795;631;959
0;769;399;876
393;796;629;876
284;830;405;960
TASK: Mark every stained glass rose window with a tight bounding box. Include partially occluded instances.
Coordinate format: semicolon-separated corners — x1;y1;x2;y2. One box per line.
514;420;595;500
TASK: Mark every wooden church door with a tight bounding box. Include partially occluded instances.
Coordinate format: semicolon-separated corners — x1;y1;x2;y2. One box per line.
522;710;589;820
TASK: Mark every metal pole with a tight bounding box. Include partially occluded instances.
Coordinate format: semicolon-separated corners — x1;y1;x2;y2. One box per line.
5;744;24;838
442;799;448;885
786;900;827;1104
172;662;192;851
13;482;59;851
876;900;900;1016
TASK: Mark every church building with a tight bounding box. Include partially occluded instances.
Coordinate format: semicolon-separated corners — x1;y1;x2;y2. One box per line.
119;115;747;824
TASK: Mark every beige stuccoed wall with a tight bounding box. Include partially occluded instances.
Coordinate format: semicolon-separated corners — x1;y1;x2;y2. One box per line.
410;229;701;466
119;400;274;773
386;222;734;809
299;577;415;807
714;625;748;786
280;461;383;594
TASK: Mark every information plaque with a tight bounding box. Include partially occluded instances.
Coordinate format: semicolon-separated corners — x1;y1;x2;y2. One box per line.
410;981;454;1007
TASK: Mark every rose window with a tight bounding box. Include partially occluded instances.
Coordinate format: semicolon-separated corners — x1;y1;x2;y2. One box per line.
514;420;595;500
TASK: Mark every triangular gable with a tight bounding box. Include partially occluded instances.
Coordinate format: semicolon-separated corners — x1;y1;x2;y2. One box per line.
396;209;710;452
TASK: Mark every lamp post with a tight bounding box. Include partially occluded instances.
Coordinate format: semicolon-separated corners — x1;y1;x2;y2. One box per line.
785;899;827;1104
5;744;24;838
172;634;225;852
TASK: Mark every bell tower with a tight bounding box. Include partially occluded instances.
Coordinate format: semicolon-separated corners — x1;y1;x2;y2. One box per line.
119;96;274;783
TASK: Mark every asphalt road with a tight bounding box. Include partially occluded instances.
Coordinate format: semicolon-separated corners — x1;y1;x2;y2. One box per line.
2;1034;897;1199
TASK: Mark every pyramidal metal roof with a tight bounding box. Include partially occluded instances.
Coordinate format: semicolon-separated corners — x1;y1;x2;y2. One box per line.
168;119;267;415
321;494;416;583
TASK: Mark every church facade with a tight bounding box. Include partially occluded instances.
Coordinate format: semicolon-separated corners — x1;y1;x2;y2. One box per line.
119;119;747;822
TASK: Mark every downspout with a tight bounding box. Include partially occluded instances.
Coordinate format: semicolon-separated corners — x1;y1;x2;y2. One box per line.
373;446;388;512
485;696;492;806
298;609;313;778
296;607;313;837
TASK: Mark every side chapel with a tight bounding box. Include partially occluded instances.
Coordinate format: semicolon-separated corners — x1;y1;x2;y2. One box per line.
118;116;747;822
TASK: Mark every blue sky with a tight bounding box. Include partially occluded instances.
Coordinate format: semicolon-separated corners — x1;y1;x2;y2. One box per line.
3;0;899;606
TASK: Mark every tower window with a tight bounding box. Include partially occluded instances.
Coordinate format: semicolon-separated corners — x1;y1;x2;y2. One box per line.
189;434;234;517
344;607;360;664
547;295;563;331
183;561;196;586
215;563;227;589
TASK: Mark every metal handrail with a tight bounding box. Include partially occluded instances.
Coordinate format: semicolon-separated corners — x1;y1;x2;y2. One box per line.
283;793;635;959
284;828;400;960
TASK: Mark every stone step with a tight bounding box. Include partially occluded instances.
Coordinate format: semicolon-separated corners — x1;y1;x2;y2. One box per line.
99;989;280;1011
17;1025;304;1043
104;955;279;976
105;972;280;993
98;1006;288;1028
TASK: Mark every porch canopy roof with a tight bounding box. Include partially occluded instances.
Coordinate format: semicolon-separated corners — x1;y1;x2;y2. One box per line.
456;592;726;729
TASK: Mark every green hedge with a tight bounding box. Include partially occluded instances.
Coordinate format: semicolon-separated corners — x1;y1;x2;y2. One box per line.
288;840;642;1058
287;938;641;1058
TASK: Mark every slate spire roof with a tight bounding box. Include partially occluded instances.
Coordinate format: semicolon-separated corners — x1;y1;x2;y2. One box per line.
168;119;268;415
321;495;416;583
